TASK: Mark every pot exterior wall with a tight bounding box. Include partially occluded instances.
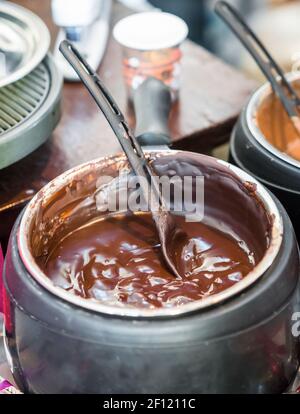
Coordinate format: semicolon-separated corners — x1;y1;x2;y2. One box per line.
3;300;299;394
3;210;300;394
3;294;299;394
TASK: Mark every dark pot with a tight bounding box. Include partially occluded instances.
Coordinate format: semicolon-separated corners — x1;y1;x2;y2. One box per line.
2;150;300;394
230;73;300;241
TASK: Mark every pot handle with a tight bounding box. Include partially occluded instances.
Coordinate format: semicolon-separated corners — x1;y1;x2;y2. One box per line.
133;78;172;147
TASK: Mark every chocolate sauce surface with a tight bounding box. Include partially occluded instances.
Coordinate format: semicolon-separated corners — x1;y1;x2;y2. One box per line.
40;212;256;309
257;80;300;161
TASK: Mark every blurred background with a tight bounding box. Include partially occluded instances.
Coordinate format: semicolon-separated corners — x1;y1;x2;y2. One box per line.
121;0;300;81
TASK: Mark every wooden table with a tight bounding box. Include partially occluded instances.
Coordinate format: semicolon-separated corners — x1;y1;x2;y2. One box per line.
0;0;256;247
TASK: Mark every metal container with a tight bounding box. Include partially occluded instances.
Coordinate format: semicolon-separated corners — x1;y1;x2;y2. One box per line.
230;72;300;240
3;149;300;393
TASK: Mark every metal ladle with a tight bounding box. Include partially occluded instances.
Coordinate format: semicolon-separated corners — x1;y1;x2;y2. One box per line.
215;1;300;142
59;40;187;278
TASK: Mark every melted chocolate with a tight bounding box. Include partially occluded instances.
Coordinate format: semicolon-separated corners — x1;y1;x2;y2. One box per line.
31;152;271;310
256;80;300;161
40;212;255;309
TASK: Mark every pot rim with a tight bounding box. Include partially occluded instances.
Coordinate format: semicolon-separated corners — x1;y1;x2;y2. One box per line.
246;71;300;169
18;150;283;318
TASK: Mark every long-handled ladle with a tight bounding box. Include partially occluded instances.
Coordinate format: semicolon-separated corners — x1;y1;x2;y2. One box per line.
215;1;300;143
59;40;186;278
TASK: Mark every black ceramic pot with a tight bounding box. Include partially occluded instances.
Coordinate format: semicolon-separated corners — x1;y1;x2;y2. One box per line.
2;79;300;394
2;148;300;394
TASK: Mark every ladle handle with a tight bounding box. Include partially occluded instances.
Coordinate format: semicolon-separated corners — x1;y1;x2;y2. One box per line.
215;1;300;116
59;40;154;187
133;78;172;147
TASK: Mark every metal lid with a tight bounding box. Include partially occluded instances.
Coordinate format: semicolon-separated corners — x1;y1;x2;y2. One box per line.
0;54;62;169
0;2;50;87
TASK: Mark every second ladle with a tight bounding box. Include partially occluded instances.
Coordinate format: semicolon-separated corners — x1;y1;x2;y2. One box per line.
215;1;300;142
59;40;187;279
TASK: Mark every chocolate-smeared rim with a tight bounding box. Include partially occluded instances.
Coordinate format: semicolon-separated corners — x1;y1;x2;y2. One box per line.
18;150;283;318
247;72;300;169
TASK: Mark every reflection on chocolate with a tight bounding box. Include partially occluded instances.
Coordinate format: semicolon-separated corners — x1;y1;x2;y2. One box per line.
39;212;256;309
256;80;300;161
